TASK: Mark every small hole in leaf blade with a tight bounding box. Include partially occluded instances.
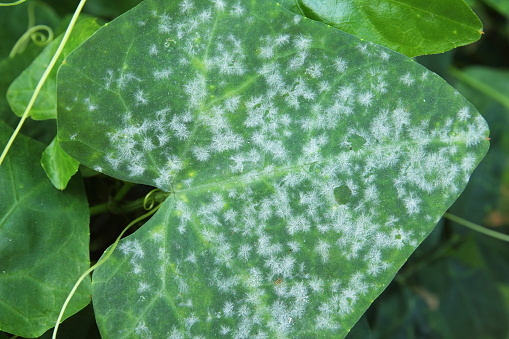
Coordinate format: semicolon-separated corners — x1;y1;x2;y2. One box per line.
349;134;366;151
333;185;352;205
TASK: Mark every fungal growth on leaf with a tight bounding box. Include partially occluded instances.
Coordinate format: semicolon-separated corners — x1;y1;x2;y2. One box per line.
57;0;489;337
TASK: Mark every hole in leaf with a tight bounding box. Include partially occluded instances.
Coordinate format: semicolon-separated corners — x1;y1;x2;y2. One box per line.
349;134;366;151
333;185;352;205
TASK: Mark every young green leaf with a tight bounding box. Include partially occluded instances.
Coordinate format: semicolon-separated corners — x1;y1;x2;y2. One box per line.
41;136;80;190
7;16;101;120
279;0;483;57
57;0;489;337
0;44;46;127
0;121;90;337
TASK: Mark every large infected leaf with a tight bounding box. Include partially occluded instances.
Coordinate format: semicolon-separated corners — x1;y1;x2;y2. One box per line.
57;0;489;337
7;17;101;120
280;0;483;57
0;122;90;337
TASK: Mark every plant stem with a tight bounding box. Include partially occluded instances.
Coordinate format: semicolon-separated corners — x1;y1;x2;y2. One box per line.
444;212;509;242
449;66;509;111
0;0;87;165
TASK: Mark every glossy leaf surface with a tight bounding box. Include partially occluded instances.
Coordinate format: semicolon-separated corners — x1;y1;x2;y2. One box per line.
0;122;90;337
7;17;101;120
280;0;483;57
57;0;489;337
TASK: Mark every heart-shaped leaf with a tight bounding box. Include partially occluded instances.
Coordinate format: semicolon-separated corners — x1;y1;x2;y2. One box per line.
0;122;90;337
57;0;489;337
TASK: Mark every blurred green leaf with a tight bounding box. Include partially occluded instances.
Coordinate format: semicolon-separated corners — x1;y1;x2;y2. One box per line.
56;0;489;337
475;234;509;284
370;285;436;339
7;16;101;120
416;258;508;339
374;251;509;338
0;121;91;337
481;0;509;19
41;136;80;190
451;236;485;268
279;0;483;57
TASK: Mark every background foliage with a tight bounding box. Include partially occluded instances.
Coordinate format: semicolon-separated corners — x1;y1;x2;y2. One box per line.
0;0;507;338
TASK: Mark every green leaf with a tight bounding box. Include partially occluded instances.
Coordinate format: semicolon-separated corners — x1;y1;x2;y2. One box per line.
370;285;432;338
279;0;483;57
0;121;91;337
0;43;57;145
57;0;489;337
6;16;102;120
41;136;80;190
0;45;45;128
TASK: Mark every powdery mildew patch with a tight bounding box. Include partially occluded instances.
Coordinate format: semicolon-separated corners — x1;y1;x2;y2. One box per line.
57;0;489;337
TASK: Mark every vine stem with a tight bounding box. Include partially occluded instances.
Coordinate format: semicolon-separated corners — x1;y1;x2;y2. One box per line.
52;203;162;339
0;0;28;6
0;0;88;165
444;212;509;242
